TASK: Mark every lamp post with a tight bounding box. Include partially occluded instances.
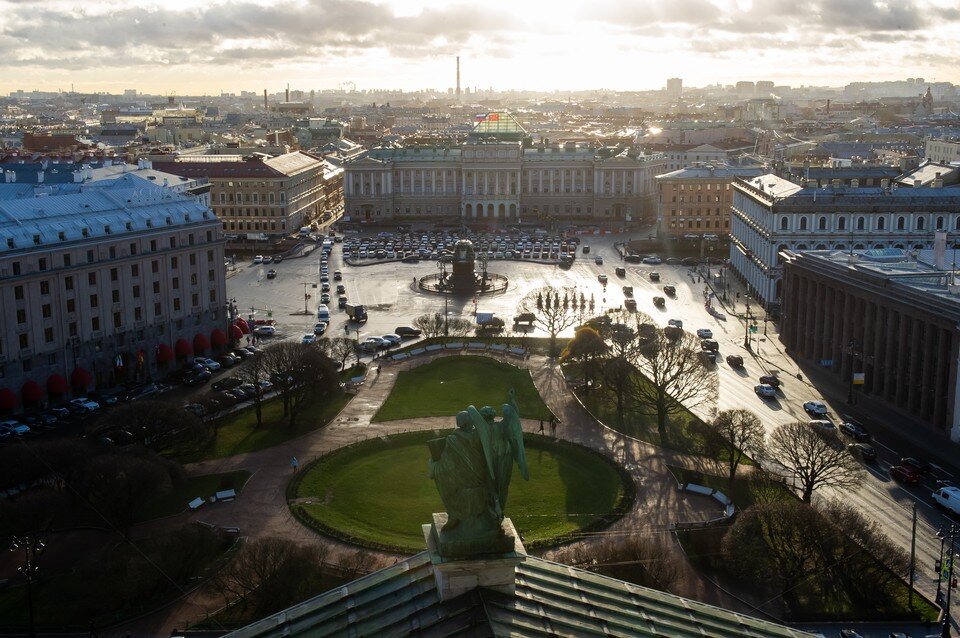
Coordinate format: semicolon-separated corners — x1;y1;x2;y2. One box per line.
743;304;752;349
938;526;948;606
10;534;45;638
942;524;958;638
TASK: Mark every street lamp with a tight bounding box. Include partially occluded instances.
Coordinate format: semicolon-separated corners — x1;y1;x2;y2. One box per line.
942;524;959;637
10;533;45;638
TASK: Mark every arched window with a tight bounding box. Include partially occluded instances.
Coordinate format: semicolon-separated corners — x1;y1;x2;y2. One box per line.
874;243;885;249
955;216;960;230
796;243;808;250
854;243;866;249
937;216;944;230
835;244;846;251
856;217;865;230
838;217;847;231
818;216;827;230
816;243;827;249
897;216;905;230
917;217;925;231
914;243;925;250
780;216;789;230
799;217;808;230
877;217;885;231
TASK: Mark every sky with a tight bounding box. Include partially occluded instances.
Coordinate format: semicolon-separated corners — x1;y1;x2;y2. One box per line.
1;0;958;95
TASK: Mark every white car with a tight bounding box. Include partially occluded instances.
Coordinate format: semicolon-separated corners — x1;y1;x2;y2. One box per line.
301;333;317;345
361;336;388;352
70;397;101;412
253;325;276;336
803;400;829;416
809;419;836;435
754;384;777;399
314;322;328;335
380;334;402;346
253;255;264;264
0;420;30;436
195;357;221;371
696;328;713;339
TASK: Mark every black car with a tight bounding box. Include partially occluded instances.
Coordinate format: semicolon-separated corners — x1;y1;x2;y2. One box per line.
666;257;682;265
395;326;423;337
183;370;212;386
402;255;420;263
615;267;626;277
725;355;744;368
625;254;642;264
212;377;243;392
653;296;665;307
663;285;676;296
839;421;871;442
848;443;877;462
681;257;701;266
900;457;931;474
758;375;781;388
700;339;719;352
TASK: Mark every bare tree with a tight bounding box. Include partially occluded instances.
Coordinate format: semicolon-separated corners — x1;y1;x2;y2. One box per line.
630;329;718;442
560;326;607;396
412;313;446;338
94;401;210;455
768;422;864;503
711;409;765;485
321;337;356;371
262;343;340;428
237;352;271;429
446;317;473;338
519;285;579;356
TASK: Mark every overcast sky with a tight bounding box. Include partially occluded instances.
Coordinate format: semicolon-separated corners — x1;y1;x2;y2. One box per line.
1;0;958;95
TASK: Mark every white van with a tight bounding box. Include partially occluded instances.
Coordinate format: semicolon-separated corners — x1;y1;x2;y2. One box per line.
933;486;960;515
316;304;331;321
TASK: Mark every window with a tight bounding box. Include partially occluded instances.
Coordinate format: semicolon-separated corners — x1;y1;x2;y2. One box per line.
16;309;25;324
19;334;28;350
65;276;73;290
112;290;120;303
109;247;116;259
134;307;142;321
110;268;118;282
818;217;827;230
937;216;945;230
799;217;808;231
172;277;179;290
130;243;137;255
88;272;96;285
856;217;865;230
87;250;94;263
11;262;20;275
131;264;139;277
38;258;47;271
14;285;23;300
63;254;71;267
897;216;905;230
90;294;98;308
44;327;53;343
192;293;199;307
42;304;51;318
67;299;75;313
780;217;789;230
91;317;100;331
69;322;77;337
877;217;885;231
173;298;181;311
133;285;140;298
154;302;162;316
917;217;925;231
153;281;160;294
152;260;159;274
171;257;178;269
113;312;121;328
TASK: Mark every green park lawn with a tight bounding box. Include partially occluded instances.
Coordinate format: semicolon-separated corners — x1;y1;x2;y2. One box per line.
372;355;553;422
290;431;630;553
134;470;251;523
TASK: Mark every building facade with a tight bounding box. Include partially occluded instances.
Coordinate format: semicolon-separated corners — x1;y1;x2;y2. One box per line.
728;174;960;306
343;141;665;225
0;174;226;409
925;137;960;164
781;247;960;440
154;152;332;237
655;164;764;238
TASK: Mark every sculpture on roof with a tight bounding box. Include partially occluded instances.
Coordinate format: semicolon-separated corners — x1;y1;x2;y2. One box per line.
428;389;528;556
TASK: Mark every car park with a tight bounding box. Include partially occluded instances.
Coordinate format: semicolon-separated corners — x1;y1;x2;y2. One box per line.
891;465;921;484
754;384;777;398
839;421;870;441
696;328;713;339
848;442;877;462
725;355;744;368
803;400;828;416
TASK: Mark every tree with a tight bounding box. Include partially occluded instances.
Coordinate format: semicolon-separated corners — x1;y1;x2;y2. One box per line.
711;409;765;485
237;352;271;429
629;329;718;442
767;421;864;503
412;312;447;338
262;343;340;428
80;453;181;535
90;401;210;455
520;285;579;356
446;317;473;338
321;337;356;371
560;326;607;396
598;356;635;428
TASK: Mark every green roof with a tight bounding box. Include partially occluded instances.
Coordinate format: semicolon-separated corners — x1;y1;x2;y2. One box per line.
224;553;814;638
469;112;527;140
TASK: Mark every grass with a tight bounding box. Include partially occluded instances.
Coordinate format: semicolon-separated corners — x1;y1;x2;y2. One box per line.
290;431;630;553
372;355;553;422
134;470;251;522
667;466;791;509
182;392;353;462
389;336;568;358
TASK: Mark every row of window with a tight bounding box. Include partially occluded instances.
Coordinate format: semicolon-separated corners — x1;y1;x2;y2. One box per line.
779;214;960;232
669;219;729;229
219;192;286;204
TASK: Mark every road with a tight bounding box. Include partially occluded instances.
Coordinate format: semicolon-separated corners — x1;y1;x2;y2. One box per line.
228;232;959;618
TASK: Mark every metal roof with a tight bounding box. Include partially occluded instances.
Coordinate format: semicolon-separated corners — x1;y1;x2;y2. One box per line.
0;174;214;254
223;553;813;638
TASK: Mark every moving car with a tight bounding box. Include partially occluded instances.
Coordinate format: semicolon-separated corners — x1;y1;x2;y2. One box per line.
696;328;713;339
663;285;676;296
302;333;317;345
890;465;921;484
725;355;744;368
253;325;276;336
700;339;719;352
595;255;604;265
759;375;781;388
582;245;590;253
649;271;660;282
598;274;608;284
808;419;836;435
668;319;683;328
933;486;960;515
899;457;931;474
839;421;870;441
266;269;277;279
642;256;662;265
615;267;626;277
334;271;342;280
314;322;328;335
653;296;665;307
754;384;777;398
803;400;828;416
395;326;422;337
848;442;877;462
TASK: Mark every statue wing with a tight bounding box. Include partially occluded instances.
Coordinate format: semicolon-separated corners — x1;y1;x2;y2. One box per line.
502;403;529;481
466;405;497;481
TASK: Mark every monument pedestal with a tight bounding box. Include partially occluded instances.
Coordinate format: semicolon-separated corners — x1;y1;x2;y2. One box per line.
423;514;526;601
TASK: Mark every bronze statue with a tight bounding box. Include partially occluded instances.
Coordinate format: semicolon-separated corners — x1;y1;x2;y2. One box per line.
428;390;528;553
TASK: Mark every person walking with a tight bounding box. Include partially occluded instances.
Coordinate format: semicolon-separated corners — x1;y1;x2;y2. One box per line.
550;416;558;437
291;456;299;472
538;420;545;434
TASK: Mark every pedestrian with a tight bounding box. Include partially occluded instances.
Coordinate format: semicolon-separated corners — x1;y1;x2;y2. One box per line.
538;420;544;434
291;456;299;472
376;364;382;375
551;418;558;437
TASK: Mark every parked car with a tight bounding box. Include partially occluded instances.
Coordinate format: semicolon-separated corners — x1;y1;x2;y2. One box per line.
594;255;604;265
195;357;221;371
212;377;243;392
0;420;30;436
700;339;719;352
381;334;402;346
334;271;342;280
336;284;346;294
643;256;662;265
809;419;836;435
320;293;331;304
839;421;871;441
266;269;277;279
395;326;422;337
302;333;317;345
253;255;264;264
725;355;744;368
803;400;828;416
254;325;276;336
663;285;676;296
754;384;777;399
848;443;877;462
668;319;683;328
218;353;239;366
890;465;921;484
696;328;713;339
625;254;642;263
759;375;781;388
933;486;960;515
70;397;101;412
899;457;931;474
232;348;252;360
183;370;212;386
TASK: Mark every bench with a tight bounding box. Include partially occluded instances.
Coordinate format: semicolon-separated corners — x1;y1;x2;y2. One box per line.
391;353;410;361
467;342;487;350
507;347;527;357
425;344;444;352
489;344;508;352
409;348;426;356
215;489;237;502
445;342;464;350
188;497;205;510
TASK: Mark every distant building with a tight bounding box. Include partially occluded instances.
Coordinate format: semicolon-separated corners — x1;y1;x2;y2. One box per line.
735;81;756;98
343;114;666;225
781;246;960;439
21;132;91;153
656;164;765;238
665;78;682;100
926;138;960;164
154;151;332;236
729;173;960;306
0;175;226;408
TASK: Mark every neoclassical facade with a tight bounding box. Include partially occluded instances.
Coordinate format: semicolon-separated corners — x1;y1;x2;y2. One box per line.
343;137;666;226
729;174;960;306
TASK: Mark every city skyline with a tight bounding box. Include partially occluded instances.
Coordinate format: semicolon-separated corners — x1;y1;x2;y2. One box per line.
1;0;959;95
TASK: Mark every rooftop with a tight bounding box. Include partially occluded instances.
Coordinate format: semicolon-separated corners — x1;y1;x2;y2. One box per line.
153;151;323;179
736;173;960;209
657;164;766;180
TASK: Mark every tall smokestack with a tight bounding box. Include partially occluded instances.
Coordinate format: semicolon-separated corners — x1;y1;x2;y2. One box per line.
286;84;289;103
456;56;461;101
263;89;268;110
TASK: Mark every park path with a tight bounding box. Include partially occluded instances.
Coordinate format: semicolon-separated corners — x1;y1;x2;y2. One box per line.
114;351;750;637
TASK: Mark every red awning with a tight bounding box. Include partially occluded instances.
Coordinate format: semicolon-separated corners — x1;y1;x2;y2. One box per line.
193;333;211;353
71;367;92;390
211;328;227;347
175;338;193;358
47;374;68;396
157;343;174;362
229;324;244;341
0;388;17;411
21;380;44;403
235;318;250;334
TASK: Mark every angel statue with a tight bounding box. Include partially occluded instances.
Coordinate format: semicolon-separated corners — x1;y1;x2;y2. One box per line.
428;389;529;549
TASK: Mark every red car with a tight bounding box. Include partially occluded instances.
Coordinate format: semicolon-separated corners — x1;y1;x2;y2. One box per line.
890;465;921;485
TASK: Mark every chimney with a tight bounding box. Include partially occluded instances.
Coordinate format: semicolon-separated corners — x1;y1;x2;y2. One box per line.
933;172;943;188
285;84;290;103
881;178;890;189
935;230;947;269
456;56;461;100
263;89;268;110
914;179;922;188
